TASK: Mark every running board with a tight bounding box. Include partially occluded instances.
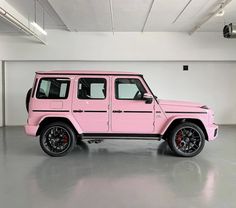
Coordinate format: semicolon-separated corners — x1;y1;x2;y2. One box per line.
82;133;162;141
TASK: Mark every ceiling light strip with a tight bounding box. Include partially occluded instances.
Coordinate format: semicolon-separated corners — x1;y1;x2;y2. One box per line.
189;0;233;35
0;7;46;44
172;0;193;24
109;0;114;34
0;7;6;15
31;22;47;35
141;0;155;32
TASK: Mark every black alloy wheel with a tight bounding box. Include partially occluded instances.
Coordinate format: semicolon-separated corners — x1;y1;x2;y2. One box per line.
168;122;205;157
40;122;76;157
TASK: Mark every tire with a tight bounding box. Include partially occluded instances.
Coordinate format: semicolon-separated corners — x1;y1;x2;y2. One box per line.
39;122;76;157
26;88;32;112
167;122;205;157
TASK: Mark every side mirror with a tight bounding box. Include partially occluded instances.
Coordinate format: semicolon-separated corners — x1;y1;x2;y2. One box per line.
143;93;153;104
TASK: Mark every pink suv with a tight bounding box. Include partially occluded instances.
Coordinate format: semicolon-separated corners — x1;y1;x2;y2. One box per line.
25;70;218;157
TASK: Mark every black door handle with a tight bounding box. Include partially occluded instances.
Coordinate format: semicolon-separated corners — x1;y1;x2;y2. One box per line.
113;110;122;113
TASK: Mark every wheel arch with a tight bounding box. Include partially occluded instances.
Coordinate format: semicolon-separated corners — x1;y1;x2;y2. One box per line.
36;116;82;136
162;118;209;141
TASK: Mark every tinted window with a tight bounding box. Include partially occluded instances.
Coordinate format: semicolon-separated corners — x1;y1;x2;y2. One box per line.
78;78;106;99
36;78;70;99
115;78;147;100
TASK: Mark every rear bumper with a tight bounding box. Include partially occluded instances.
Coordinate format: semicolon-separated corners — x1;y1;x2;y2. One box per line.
24;124;38;136
206;123;218;141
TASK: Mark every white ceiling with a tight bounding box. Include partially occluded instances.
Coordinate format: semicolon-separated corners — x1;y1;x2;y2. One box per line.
5;0;68;30
48;0;112;31
0;0;236;34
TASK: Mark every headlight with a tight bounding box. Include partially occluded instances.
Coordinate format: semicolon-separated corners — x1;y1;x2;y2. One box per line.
201;105;209;110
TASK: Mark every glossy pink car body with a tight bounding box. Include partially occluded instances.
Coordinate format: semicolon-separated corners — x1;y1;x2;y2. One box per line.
25;70;218;156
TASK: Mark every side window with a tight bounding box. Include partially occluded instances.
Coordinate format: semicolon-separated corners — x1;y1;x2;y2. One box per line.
36;78;70;99
115;78;147;100
78;78;106;99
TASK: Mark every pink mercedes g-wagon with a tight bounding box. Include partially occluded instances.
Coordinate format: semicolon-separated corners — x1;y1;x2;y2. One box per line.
25;70;218;157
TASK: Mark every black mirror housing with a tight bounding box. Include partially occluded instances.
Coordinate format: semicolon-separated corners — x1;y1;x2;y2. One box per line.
143;93;153;104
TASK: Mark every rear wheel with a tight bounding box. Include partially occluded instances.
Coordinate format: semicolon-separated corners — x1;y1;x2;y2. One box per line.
168;122;205;157
40;122;76;157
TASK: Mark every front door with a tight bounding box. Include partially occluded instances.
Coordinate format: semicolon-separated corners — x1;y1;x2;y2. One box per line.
111;76;155;133
72;76;109;133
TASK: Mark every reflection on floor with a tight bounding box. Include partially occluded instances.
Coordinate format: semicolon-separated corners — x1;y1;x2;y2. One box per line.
0;125;235;208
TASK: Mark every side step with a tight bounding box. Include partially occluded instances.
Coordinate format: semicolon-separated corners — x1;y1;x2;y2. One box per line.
82;134;162;141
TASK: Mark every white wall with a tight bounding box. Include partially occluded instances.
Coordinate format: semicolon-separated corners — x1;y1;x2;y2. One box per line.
0;61;2;126
5;61;236;126
0;31;236;61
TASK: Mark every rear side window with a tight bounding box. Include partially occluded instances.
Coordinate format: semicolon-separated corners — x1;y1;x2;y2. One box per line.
78;78;106;99
36;78;70;99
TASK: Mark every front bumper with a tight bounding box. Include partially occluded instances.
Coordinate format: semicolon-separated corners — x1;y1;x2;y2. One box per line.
24;124;38;136
206;123;218;141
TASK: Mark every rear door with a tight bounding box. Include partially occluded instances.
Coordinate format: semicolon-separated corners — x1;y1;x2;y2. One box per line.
72;76;109;133
111;76;155;133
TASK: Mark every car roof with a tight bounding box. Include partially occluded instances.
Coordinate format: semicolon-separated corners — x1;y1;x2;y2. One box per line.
36;70;141;76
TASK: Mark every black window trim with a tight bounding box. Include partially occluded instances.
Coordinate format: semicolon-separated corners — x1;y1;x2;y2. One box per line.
31;78;38;98
115;78;147;101
77;77;107;100
36;77;71;100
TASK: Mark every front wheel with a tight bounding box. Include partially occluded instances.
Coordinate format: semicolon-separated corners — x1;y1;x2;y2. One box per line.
40;122;76;157
168;122;205;157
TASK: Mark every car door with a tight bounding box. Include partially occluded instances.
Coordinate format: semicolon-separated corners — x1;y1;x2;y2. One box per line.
72;76;109;133
111;76;155;133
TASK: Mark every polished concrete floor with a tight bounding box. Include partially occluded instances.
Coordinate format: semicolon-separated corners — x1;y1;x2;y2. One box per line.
0;125;235;208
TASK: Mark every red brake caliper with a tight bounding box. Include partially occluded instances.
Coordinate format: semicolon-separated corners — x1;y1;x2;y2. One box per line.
63;135;69;144
176;131;182;147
